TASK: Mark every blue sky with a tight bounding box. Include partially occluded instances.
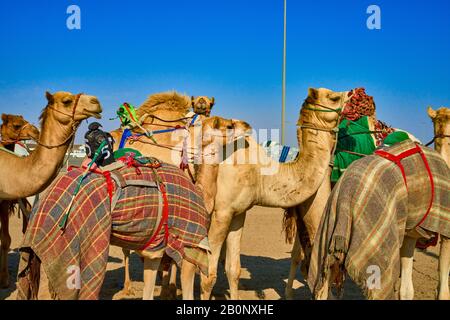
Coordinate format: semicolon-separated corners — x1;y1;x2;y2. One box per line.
1;0;449;145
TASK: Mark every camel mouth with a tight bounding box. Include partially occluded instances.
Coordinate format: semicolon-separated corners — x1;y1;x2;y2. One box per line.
80;110;102;120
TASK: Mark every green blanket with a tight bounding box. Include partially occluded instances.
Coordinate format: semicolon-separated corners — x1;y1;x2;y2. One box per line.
331;117;375;182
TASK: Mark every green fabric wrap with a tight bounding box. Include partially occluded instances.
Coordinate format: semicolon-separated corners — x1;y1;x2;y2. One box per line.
383;131;410;146
331;116;376;182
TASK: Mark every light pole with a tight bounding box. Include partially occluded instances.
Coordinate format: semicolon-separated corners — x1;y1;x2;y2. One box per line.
281;0;287;145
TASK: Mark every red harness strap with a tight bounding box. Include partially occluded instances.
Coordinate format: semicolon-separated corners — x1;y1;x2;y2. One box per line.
375;144;435;229
140;182;170;251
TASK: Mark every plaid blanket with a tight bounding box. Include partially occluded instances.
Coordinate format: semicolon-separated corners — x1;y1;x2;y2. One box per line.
308;140;450;299
17;163;210;300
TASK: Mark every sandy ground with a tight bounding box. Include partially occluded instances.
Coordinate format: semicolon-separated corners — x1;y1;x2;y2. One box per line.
0;206;445;300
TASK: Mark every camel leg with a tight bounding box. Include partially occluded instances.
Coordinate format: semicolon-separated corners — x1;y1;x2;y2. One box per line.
399;236;417;300
201;209;234;300
181;259;196;300
161;261;178;300
120;248;134;296
142;257;162;300
0;205;11;288
285;234;302;300
225;212;246;300
438;236;450;300
169;261;178;299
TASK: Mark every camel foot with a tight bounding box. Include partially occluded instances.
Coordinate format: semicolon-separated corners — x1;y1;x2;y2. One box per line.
118;283;135;297
161;284;178;300
200;274;217;300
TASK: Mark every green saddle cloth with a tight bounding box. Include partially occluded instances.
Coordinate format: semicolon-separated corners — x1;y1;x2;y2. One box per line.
331;117;376;182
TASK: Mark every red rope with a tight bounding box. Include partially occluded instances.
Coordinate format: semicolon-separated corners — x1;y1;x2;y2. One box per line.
140;182;170;250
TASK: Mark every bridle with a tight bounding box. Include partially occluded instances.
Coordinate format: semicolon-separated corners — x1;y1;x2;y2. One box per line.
298;92;349;166
36;93;83;149
425;133;450;147
0;122;34;146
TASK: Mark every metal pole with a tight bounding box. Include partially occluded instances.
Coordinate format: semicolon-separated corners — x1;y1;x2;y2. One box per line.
281;0;287;145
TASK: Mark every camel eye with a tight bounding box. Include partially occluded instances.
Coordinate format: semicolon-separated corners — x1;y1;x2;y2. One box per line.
62;98;73;106
13;125;21;130
329;95;340;102
227;125;233;129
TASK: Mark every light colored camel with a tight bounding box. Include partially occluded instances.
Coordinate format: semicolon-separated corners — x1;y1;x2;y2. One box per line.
200;88;349;300
428;106;450;301
109;92;251;297
284;101;421;300
397;107;450;300
0;114;39;288
0;92;102;200
135;116;250;300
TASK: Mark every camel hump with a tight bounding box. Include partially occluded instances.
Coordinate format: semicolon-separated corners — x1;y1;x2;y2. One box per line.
138;91;191;115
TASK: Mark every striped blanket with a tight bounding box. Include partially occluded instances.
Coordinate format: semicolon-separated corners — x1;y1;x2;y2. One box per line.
308;140;450;299
17;162;210;300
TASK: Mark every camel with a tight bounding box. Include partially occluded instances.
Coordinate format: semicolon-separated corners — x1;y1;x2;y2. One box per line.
0;114;39;288
307;138;449;300
283;89;421;300
0;91;102;200
419;106;450;300
109;91;251;297
16;115;251;300
200;88;350;300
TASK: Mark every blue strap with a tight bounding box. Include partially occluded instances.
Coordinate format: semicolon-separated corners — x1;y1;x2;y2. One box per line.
190;114;199;126
279;145;290;163
119;129;132;149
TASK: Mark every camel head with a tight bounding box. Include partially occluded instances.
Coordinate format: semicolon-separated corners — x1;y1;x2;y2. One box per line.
44;91;102;126
1;114;40;143
428;106;450;140
300;88;349;126
192;96;215;116
200;116;251;148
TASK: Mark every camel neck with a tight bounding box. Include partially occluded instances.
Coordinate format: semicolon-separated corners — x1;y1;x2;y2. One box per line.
435;136;450;167
0;116;75;199
258;127;335;208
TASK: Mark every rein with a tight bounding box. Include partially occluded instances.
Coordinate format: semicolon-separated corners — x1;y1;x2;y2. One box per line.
35;93;83;149
425;134;450;147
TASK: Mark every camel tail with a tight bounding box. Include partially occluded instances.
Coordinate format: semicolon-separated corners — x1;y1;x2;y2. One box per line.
283;207;297;244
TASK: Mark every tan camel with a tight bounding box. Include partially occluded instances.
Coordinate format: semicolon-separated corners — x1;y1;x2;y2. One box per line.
418;106;450;300
135;116;251;300
283;94;421;300
0;92;102;200
0;114;39;288
109;91;251;297
200;88;349;300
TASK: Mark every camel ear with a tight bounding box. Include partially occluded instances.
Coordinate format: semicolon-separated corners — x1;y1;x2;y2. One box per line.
46;91;54;104
1;114;8;123
427;106;437;119
210;97;215;107
191;96;195;107
308;88;318;100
